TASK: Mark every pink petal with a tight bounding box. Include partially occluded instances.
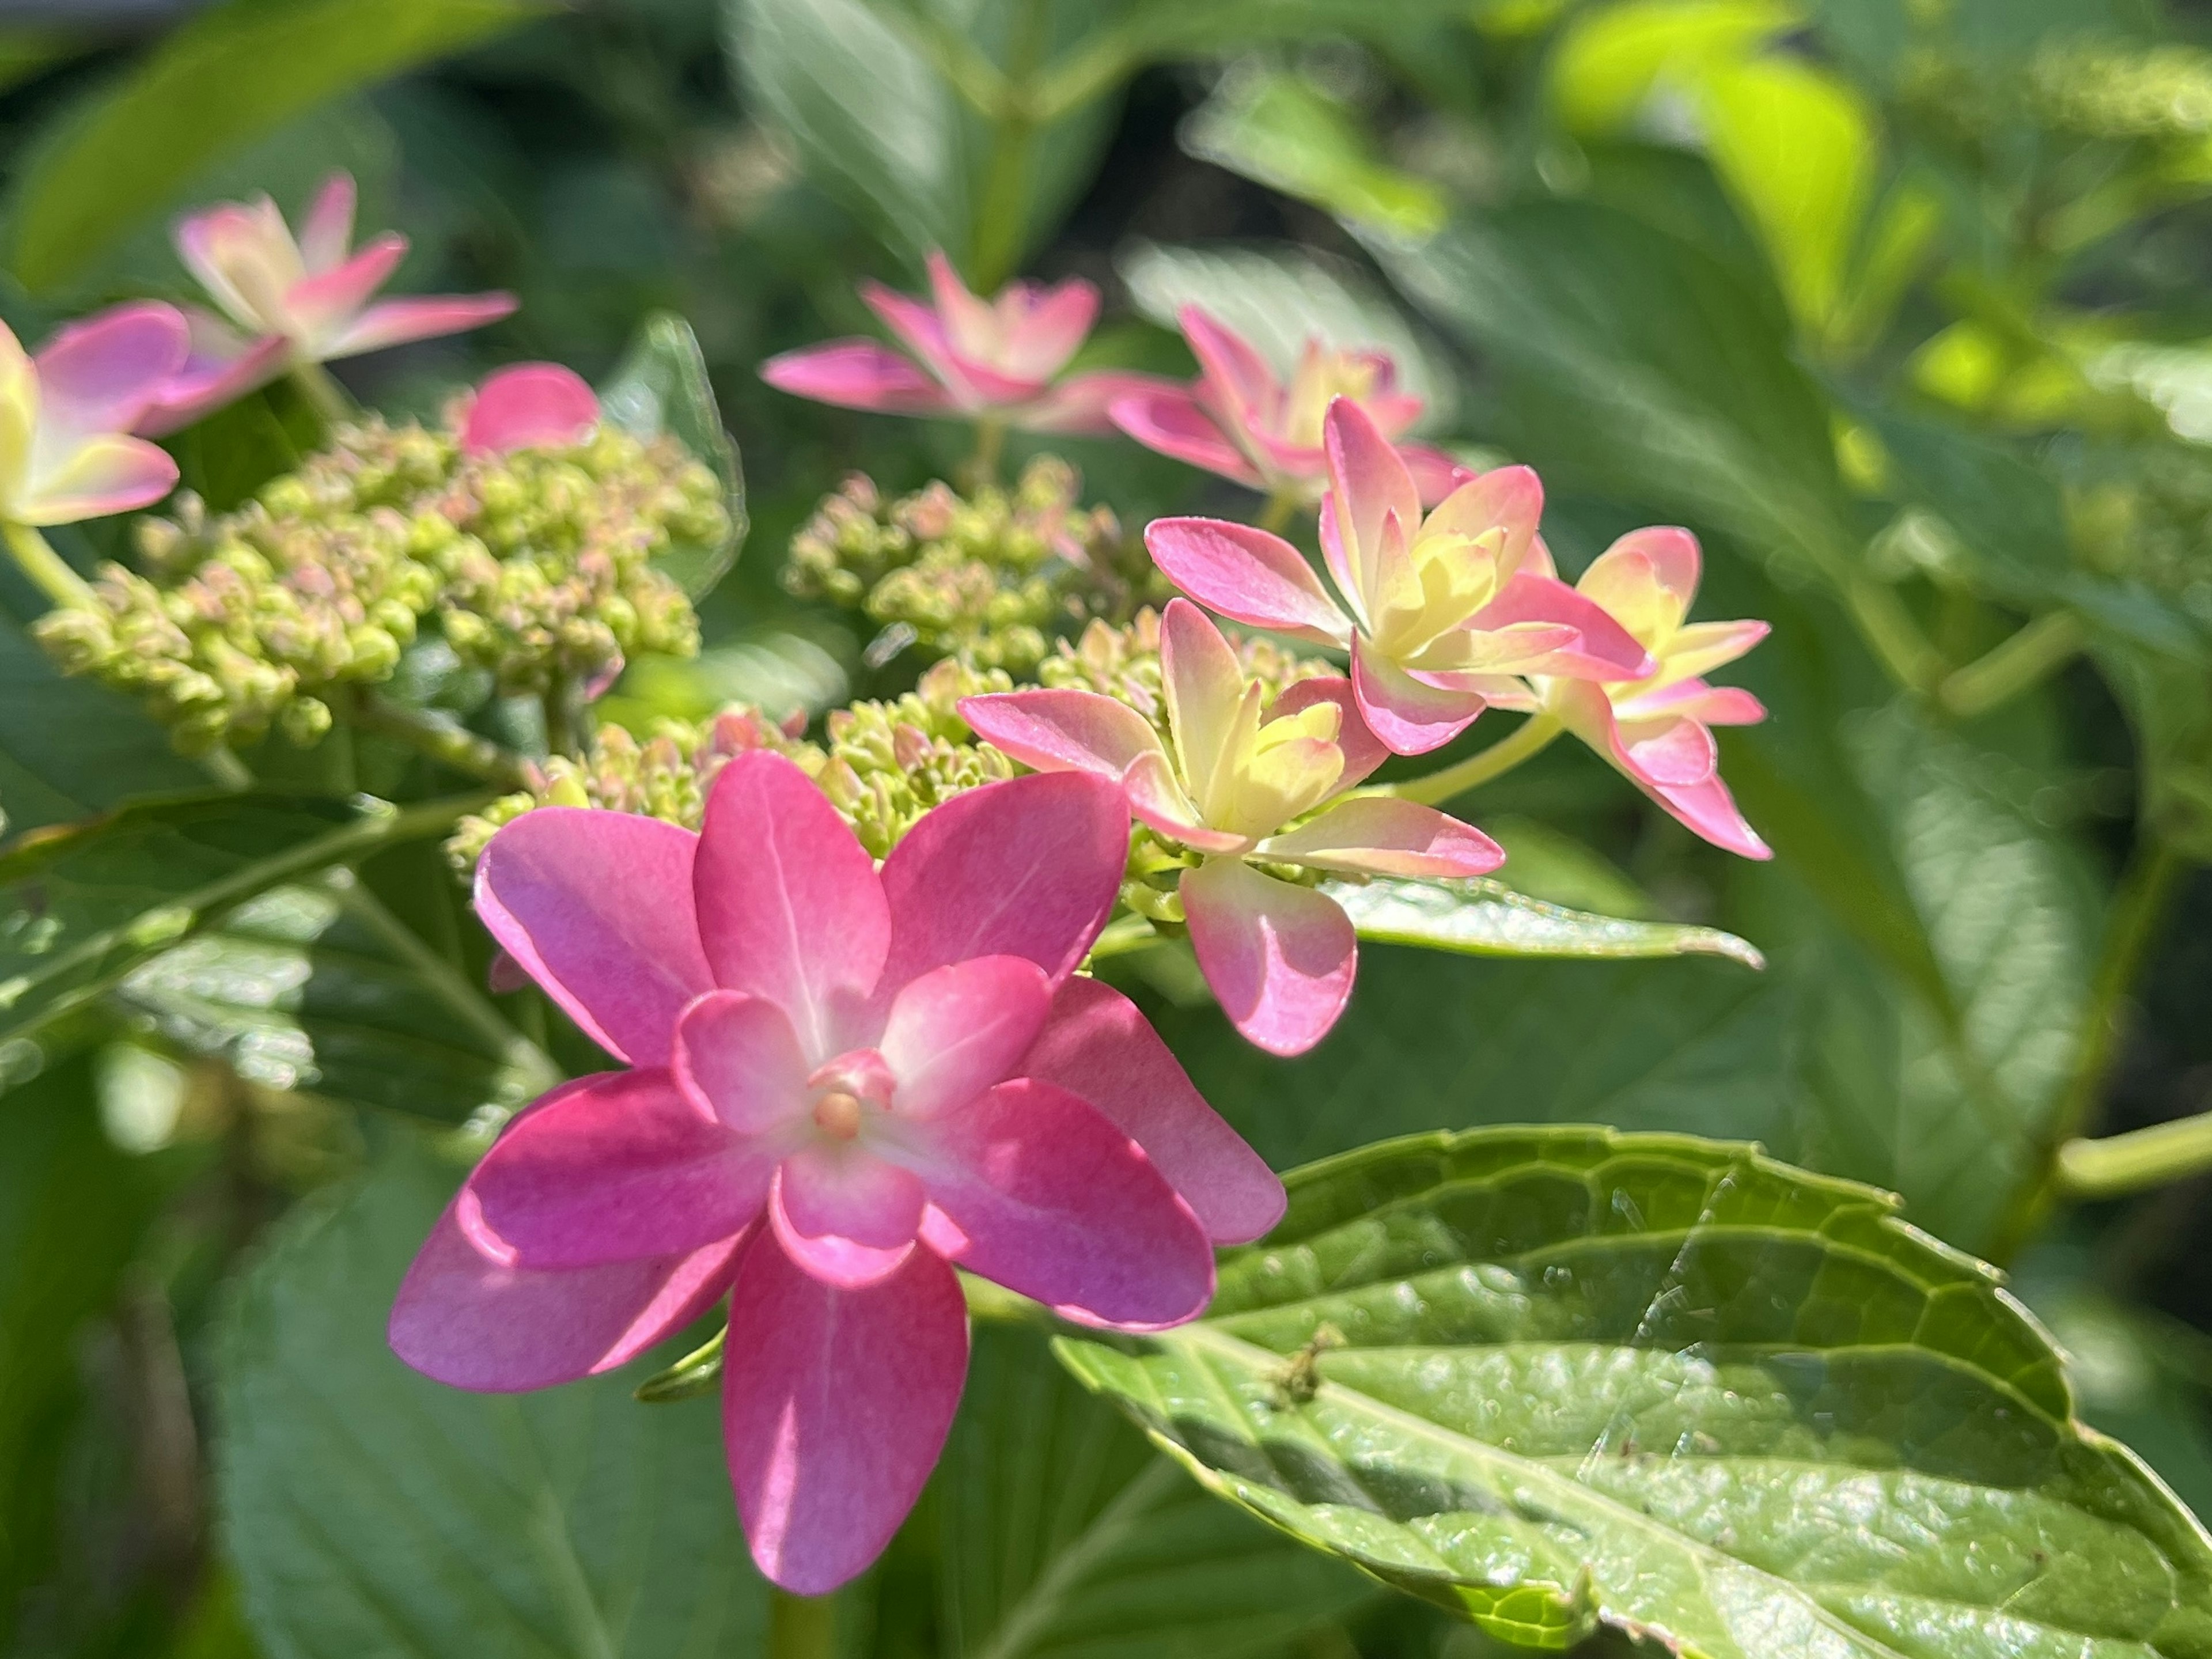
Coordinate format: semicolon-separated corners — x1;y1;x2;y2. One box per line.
465;1070;766;1270
865;281;1037;405
33;302;188;441
1316;488;1364;629
135;317;289;437
876;771;1128;995
1552;681;1769;859
957;687;1173;782
1019;976;1283;1244
19;435;178;525
285;232;406;343
1108;388;1263;487
996;276;1097;382
1016;369;1178;437
1180;306;1278;426
1626;680;1765;726
175;196;297;331
389;1188;745;1393
1577;525;1702;649
1126;752;1249;852
1352;637;1484;756
1271;678;1389;787
695;753;889;1058
924;251;1002;361
1144;517;1351;646
1425;464;1543;570
759;339;956;416
1660;619;1771;684
904;1078;1214;1328
298;172;357;272
1618;713;1718;787
460;362;600;456
1649;771;1772;859
475;808;713;1067
880;956;1054;1119
722;1233;968;1594
1179;858;1357;1057
770;1154;924;1287
1161;597;1247;802
1257;796;1504;879
321;292;518;359
672;990;812;1135
1323;397;1422;617
1464;573;1657;680
1401;443;1469;506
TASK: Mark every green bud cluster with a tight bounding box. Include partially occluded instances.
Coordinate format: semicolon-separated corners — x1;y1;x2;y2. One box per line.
783;457;1165;673
814;659;1019;858
35;416;724;753
2029;38;2212;142
1036;608;1338;734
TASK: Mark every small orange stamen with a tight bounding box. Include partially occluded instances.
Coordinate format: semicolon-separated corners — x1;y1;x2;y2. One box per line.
813;1090;863;1140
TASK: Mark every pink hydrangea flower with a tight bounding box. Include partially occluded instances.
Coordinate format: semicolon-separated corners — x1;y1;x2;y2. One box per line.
961;600;1503;1056
1110;308;1461;505
455;362;600;456
760;250;1166;434
0;303;187;527
389;755;1281;1593
1148;397;1654;756
140;172;517;435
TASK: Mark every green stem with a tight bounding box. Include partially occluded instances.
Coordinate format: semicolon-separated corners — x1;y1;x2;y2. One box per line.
1256;490;1300;535
542;675;579;761
1084;913;1158;961
290;361;354;425
344;690;533;789
967;415;1007;488
767;1589;836;1659
1844;576;1948;696
1987;840;2183;1262
1383;716;1563;808
3;521;94;608
965;0;1048;291
2058;1108;2212;1200
1938;611;2085;719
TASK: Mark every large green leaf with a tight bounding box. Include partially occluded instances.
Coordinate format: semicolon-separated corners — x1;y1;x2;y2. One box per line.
217;1137;769;1659
599;311;749;601
1056;1126;2212;1656
1329;877;1764;971
7;0;538;292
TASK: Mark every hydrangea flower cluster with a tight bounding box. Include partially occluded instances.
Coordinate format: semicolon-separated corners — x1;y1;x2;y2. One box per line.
783;457;1160;673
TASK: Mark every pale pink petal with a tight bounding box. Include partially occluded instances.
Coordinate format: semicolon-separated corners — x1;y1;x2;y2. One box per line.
1180;307;1279;426
1649;771;1772;859
1352;637;1484;756
876;772;1129;995
997;277;1097;382
924;251;1000;360
1578;525;1700;648
1618;713;1718;787
476;809;711;1067
760;339;957;416
1108;388;1263;487
285;232;406;344
694;753;889;1059
1316;488;1365;630
722;1234;967;1594
1126;752;1249;851
1401;443;1469;506
19;435;178;525
866;281;1037;404
901;1078;1214;1328
878;956;1052;1119
1424;464;1543;570
389;1188;745;1392
175;197;298;331
321;292;518;359
1324;397;1421;618
1271;677;1388;787
465;1070;767;1269
1461;573;1657;680
460;362;600;456
1259;796;1505;880
770;1154;923;1287
1162;598;1247;804
957;687;1173;783
135;318;289;437
1180;857;1357;1056
33;302;188;441
1243;427;1330;494
298;172;357;272
1145;517;1351;646
672;990;812;1135
1015;369;1178;436
1552;681;1769;859
1019;976;1283;1244
1658;619;1770;684
1623;680;1765;726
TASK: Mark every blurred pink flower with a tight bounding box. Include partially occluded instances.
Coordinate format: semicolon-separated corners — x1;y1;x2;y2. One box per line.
961;599;1502;1056
456;362;600;456
1111;308;1460;505
141;173;517;435
389;755;1279;1594
1148;397;1654;755
0;303;185;526
760;250;1166;434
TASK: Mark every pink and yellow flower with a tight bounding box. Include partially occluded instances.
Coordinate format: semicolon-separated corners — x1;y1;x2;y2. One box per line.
1148;397;1653;755
0;304;187;527
961;599;1502;1056
1110;308;1461;505
760;250;1165;434
389;755;1279;1593
141;172;517;435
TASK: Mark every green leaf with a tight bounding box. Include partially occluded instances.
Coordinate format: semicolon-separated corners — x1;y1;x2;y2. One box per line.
0;791;480;1052
1327;877;1765;971
217;1136;770;1659
599;311;749;601
926;1323;1378;1658
1055;1126;2212;1656
1548;0;1796;132
7;0;537;293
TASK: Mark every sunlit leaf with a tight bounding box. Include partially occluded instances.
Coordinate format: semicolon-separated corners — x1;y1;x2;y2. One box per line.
1548;0;1797;132
1327;876;1765;970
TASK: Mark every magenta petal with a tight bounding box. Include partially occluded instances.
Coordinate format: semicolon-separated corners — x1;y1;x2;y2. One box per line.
876;772;1128;995
694;753;889;1058
1468;574;1656;680
908;1078;1214;1328
1145;517;1350;646
1016;369;1174;436
136;324;289;437
880;956;1053;1119
466;1070;766;1269
1020;977;1283;1244
1180;858;1357;1057
475;808;713;1067
1352;638;1484;756
1649;771;1772;859
285;233;406;341
1271;678;1389;788
389;1194;745;1393
1619;714;1718;787
673;990;812;1135
34;302;189;439
461;362;600;456
723;1233;968;1594
770;1154;923;1287
957;687;1172;782
322;292;518;358
760;339;956;416
1259;796;1504;880
1109;388;1263;487
1179;307;1278;423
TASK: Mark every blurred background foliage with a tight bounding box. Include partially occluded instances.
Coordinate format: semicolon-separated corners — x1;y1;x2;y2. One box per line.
5;0;2212;1654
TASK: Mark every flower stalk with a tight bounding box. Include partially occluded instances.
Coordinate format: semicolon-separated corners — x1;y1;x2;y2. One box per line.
345;690;534;789
2058;1108;2212;1199
5;521;96;609
1938;610;2086;719
1384;716;1563;806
